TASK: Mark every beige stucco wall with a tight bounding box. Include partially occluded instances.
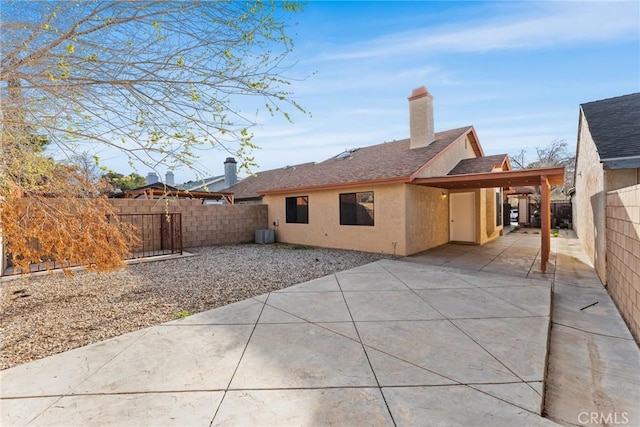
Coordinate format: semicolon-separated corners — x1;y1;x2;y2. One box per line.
605;184;640;343
606;168;640;191
476;188;502;245
574;111;606;283
415;135;477;178
405;184;450;254
265;180;502;256
265;183;408;256
483;188;504;241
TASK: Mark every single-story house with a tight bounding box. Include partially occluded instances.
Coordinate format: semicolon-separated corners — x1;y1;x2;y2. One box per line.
227;86;563;261
572;92;640;283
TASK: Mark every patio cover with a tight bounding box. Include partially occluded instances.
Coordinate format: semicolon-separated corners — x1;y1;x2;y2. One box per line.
411;166;565;274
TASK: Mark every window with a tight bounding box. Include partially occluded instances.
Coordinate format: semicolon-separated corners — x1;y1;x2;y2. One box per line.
285;196;308;224
340;191;374;226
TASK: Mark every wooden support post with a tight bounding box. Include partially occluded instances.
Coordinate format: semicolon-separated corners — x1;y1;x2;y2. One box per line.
540;176;551;274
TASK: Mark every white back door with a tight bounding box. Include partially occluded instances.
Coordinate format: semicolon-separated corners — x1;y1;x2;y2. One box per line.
450;192;476;242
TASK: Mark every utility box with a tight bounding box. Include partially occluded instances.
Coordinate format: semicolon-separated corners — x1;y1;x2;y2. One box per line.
255;229;275;244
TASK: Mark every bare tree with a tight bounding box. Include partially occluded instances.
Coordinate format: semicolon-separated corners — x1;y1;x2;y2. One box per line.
510;139;575;199
1;1;305;175
0;1;305;274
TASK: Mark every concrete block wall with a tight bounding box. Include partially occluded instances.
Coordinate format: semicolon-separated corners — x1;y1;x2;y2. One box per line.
109;199;268;249
605;184;640;342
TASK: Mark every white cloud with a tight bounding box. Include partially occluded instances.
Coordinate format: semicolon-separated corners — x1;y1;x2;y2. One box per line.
314;2;639;61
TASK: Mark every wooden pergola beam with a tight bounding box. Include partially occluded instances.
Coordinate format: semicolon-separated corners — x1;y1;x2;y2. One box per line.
411;166;565;188
540;176;551;273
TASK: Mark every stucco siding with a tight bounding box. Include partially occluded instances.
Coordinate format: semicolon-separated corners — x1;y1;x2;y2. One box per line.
574;112;606;283
265;183;407;256
405;184;449;254
606;168;640;191
414;135;477;178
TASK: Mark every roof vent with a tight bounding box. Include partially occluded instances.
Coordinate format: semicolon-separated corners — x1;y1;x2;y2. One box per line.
336;148;360;160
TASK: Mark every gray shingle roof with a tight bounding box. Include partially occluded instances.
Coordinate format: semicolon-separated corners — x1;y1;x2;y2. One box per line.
580;93;640;160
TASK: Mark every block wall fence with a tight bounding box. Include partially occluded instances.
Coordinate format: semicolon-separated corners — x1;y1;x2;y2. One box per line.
108;199;268;249
605;184;640;343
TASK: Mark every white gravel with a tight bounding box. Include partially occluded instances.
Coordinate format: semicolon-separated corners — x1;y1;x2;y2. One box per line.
1;244;391;370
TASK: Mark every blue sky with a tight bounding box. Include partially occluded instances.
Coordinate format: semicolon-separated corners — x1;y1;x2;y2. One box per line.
105;1;640;184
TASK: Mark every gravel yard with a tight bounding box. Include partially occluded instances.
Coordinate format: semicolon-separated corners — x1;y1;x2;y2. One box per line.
1;244;391;370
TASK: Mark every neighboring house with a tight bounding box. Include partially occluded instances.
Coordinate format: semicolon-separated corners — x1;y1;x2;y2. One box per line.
113;180;233;204
179;157;239;193
573;92;640;283
227;86;516;256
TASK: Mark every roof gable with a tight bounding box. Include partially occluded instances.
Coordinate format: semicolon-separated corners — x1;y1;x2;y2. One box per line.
448;154;509;176
580;93;640;160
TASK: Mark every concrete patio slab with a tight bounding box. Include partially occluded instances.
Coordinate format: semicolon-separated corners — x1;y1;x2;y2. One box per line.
21;392;223;427
551;283;632;338
165;298;264;325
365;347;456;386
471;382;544;414
356;320;524;384
335;271;408;291
452;317;550;382
415;288;540;319
479;285;551;317
2;396;59;426
383;385;559;427
229;322;377;389
0;328;148;397
259;291;352;323
343;290;444;321
544;323;640;427
74;324;254;394
274;275;341;292
1;239;560;426
214;388;394;426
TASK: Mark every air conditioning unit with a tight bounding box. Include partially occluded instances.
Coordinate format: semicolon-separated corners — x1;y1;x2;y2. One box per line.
255;229;275;244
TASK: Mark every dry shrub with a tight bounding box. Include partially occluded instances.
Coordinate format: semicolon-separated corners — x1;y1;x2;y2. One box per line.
1;174;139;276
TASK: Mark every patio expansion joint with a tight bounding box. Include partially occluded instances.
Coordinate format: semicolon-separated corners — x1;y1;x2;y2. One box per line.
550;321;636;341
12;326;154;426
209;292;271;426
333;272;398;427
378;263;546;398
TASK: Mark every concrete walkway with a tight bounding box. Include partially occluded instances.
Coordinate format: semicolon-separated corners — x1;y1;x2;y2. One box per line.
1;230;637;426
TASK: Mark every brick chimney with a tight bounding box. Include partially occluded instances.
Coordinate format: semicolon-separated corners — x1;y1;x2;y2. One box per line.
224;157;238;188
408;86;434;149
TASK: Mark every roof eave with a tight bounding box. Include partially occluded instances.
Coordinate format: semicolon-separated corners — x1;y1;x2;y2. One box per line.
411;166;565;189
602;157;640;170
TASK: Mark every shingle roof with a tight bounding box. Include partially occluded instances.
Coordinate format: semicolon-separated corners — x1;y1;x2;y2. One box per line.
580;93;640;160
227;126;472;197
448;154;508;176
228;163;316;200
